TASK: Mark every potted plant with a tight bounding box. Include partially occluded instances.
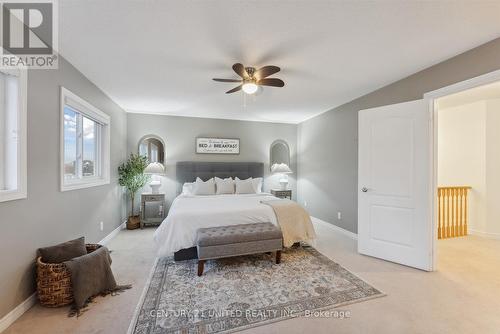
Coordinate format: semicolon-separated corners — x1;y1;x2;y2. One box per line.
118;154;150;229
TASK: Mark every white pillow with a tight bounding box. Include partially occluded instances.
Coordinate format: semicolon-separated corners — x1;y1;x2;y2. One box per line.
235;177;257;194
252;177;263;193
194;177;216;195
215;177;234;195
181;182;195;195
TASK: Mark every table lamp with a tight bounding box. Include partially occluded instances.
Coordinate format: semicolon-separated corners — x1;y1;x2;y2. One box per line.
144;162;165;194
271;163;292;190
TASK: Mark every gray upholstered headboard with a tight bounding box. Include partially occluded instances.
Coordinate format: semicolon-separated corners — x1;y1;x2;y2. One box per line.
176;161;264;187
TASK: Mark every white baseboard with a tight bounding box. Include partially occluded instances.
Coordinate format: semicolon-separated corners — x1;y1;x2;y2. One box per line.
311;216;358;240
0;293;37;333
99;221;127;245
468;229;500;240
0;220;126;333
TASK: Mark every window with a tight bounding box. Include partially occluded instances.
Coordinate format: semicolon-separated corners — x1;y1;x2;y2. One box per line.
60;87;110;191
0;69;27;202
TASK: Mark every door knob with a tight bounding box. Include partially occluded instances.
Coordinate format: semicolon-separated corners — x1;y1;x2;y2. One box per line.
361;187;368;192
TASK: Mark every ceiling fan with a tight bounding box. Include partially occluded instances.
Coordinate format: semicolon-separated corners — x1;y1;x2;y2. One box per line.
213;63;285;94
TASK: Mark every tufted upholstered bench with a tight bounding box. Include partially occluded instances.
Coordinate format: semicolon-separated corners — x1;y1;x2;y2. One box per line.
196;223;283;276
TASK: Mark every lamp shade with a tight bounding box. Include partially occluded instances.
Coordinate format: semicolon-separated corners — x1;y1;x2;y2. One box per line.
271;163;292;174
144;162;165;174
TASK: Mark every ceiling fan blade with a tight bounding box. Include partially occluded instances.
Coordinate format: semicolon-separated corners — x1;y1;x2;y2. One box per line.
232;63;247;78
226;85;242;94
257;78;285;87
255;66;281;79
213;78;242;83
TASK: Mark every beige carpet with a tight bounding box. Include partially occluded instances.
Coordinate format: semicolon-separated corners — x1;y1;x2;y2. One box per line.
5;220;500;333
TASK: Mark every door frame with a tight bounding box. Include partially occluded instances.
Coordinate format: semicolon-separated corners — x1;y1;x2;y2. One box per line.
423;69;500;271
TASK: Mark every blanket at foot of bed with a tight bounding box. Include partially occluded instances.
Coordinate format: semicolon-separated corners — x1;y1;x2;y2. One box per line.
261;199;317;247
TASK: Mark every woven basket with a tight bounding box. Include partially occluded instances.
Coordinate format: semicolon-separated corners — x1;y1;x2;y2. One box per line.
36;243;101;307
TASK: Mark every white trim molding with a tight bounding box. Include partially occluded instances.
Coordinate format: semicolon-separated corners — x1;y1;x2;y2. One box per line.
0;293;36;333
423;69;500;100
311;216;358;240
468;229;500;240
424;68;500;271
99;221;127;245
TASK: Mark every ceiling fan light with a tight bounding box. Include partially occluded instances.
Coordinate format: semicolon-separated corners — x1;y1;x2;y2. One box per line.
242;82;258;94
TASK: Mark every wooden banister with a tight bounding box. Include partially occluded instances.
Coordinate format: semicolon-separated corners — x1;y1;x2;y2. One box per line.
437;186;471;239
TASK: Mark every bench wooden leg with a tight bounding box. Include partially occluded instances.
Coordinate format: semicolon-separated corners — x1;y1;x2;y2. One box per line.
197;260;205;276
276;250;281;264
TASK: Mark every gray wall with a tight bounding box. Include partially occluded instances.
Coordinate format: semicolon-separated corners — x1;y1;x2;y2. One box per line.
0;58;128;318
127;113;297;208
298;37;500;233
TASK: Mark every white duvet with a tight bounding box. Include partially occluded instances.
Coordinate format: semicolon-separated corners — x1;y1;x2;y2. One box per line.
153;193;279;257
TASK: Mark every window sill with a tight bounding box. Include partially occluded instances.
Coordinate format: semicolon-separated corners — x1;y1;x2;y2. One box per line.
61;178;110;192
0;189;27;203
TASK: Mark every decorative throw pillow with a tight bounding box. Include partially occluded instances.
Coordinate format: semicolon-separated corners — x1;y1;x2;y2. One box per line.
182;182;195;195
38;237;87;263
215;177;234;194
194;177;216;195
252;177;263;193
235;177;257;194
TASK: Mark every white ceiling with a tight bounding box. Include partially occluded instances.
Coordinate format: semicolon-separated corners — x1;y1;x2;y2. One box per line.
59;1;500;124
438;80;500;109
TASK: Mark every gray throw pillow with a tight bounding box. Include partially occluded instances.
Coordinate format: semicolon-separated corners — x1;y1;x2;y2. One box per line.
38;237;87;263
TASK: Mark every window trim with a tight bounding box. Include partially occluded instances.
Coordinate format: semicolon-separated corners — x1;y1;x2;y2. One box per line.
0;69;27;203
60;87;110;192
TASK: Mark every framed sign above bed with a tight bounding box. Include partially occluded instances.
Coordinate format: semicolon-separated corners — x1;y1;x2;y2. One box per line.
196;137;240;154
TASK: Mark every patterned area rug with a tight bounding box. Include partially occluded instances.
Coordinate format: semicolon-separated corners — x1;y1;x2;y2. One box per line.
130;246;384;334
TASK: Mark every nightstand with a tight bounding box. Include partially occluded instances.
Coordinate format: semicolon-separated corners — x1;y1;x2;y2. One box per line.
271;189;292;200
140;193;166;229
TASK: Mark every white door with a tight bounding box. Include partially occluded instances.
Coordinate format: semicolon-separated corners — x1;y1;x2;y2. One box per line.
358;100;432;271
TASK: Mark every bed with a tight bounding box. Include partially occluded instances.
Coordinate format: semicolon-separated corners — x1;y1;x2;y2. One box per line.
154;161;280;260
